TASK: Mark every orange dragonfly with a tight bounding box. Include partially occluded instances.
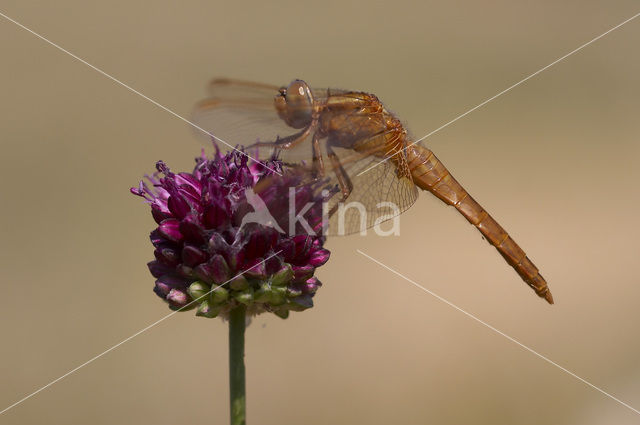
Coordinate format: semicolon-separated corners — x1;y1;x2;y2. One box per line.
193;78;553;304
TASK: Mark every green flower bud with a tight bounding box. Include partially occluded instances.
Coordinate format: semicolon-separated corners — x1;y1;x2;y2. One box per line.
234;288;254;305
274;309;290;319
196;300;221;318
254;282;273;303
230;275;250;291
269;286;287;306
210;286;229;305
188;281;210;301
271;264;294;286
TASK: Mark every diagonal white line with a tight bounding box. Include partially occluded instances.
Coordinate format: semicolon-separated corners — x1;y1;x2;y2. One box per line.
356;249;640;416
357;11;640;177
0;250;282;416
0;10;282;176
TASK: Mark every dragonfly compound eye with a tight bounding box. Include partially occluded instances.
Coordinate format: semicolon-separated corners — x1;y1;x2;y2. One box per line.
282;80;313;129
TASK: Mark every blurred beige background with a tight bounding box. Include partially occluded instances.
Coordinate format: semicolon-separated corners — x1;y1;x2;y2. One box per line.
1;1;639;424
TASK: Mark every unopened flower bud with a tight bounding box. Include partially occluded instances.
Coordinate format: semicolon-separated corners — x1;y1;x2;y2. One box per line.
234;288;254;305
271;264;294;286
196;300;221;318
229;275;250;291
188;281;210;301
210;286;229;305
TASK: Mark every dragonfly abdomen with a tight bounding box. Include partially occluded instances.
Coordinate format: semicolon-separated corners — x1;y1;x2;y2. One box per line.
406;144;553;304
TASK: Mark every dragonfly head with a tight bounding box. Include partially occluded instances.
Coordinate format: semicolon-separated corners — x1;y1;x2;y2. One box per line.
274;79;314;129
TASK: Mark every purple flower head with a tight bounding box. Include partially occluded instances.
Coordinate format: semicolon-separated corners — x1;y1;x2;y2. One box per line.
131;145;332;319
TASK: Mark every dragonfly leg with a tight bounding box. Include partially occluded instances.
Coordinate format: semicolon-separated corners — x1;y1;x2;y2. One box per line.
311;132;325;180
326;144;354;204
250;120;317;150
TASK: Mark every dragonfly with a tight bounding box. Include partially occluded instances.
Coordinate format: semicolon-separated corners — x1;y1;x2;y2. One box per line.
193;78;553;304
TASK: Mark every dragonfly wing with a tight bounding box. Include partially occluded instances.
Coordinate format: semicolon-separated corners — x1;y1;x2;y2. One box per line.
206;78;280;97
250;153;417;237
192;78;317;163
257;149;418;236
324;149;418;235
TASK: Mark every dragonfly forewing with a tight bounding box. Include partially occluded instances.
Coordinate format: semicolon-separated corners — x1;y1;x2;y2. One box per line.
193;78;326;163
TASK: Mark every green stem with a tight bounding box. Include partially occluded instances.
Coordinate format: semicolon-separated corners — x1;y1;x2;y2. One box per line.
229;304;246;425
